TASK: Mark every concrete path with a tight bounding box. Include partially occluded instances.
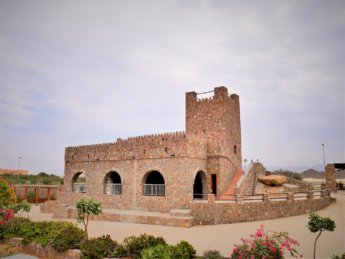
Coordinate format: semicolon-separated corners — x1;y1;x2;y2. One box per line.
24;191;345;258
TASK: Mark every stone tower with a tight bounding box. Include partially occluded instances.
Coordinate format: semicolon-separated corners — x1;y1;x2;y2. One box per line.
186;86;242;193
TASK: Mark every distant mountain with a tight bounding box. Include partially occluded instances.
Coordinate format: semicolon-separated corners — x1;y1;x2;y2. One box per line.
267;164;324;173
300;169;324;179
300;169;345;179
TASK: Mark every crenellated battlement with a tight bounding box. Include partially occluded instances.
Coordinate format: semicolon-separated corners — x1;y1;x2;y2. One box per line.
67;142;115;149
118;131;186;144
65;130;206;163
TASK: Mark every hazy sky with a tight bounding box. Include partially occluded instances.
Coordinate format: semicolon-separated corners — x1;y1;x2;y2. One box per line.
0;0;344;175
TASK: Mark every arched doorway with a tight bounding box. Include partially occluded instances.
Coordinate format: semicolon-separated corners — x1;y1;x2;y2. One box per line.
104;171;122;195
72;172;87;193
193;171;206;198
143;170;165;196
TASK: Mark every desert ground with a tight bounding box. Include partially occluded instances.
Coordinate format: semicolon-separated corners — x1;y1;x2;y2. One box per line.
24;191;345;258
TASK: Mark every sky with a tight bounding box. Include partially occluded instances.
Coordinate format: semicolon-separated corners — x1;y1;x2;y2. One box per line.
0;0;344;175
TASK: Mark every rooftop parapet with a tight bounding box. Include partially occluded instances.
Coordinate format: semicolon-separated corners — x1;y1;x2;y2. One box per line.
65;130;206;162
186;86;230;103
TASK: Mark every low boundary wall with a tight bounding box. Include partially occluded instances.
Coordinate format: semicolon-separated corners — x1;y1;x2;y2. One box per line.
8;237;81;259
41;190;332;227
190;190;331;225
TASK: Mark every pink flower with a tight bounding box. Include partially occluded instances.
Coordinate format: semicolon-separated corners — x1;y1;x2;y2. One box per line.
255;225;264;238
4;209;14;220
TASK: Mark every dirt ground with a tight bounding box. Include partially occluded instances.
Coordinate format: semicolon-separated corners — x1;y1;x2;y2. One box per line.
24;191;345;258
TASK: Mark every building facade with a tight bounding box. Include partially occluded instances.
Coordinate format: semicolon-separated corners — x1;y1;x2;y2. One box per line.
56;86;242;214
50;85;332;226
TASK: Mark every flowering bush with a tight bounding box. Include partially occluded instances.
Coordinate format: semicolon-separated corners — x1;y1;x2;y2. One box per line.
231;225;302;259
0;209;14;225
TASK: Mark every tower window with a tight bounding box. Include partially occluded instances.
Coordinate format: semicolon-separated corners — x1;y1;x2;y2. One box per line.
234;145;237;154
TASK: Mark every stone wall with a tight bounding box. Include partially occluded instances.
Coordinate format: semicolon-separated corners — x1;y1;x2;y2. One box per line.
237;162;265;196
190;191;331;225
285;177;311;192
59;156;207;214
326;164;337;192
52;190;331;227
65;131;206;163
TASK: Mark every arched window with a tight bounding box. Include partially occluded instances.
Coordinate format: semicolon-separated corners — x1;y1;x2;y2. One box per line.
104;171;122;195
143;171;165;196
72;172;87;193
193;171;206;199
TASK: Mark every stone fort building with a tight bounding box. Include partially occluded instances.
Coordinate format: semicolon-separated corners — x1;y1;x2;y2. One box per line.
52;86;331;226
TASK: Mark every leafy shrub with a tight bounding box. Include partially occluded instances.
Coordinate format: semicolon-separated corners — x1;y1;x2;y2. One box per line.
332;253;345;259
0;217;84;251
123;233;166;258
15;220;84;248
203;249;223;259
80;235;117;259
0;177;16;208
141;244;169;259
0;217;30;240
2;172;63;185
140;241;196;259
52;225;85;252
169;240;196;259
112;243;127;258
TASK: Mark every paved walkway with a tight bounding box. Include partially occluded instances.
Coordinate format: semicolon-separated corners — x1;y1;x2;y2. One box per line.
24;192;345;258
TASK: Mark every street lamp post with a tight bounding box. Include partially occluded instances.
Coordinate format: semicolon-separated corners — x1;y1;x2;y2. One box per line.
322;144;326;170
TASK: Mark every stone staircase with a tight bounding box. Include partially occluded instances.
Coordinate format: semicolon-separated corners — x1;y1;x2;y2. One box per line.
218;170;243;200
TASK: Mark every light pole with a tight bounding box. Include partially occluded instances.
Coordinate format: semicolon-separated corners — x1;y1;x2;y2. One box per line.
322;144;326;170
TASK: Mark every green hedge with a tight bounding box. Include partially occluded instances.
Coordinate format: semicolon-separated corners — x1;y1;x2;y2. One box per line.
0;218;197;258
0;217;84;252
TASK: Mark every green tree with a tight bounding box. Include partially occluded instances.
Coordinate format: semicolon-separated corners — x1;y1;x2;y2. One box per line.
0;177;16;208
76;199;102;239
307;213;336;259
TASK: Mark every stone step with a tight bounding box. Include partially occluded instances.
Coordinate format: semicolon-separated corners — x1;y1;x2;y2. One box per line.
169;209;192;217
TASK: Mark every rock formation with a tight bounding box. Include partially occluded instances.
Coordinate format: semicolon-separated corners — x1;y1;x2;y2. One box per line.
258;175;287;187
